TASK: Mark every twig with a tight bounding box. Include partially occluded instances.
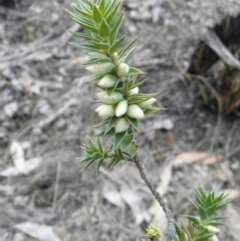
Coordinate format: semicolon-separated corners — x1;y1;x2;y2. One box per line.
52;161;62;213
133;154;175;241
203;28;240;70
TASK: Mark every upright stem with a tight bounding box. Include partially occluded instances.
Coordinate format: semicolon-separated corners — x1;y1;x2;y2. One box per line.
133;154;175;241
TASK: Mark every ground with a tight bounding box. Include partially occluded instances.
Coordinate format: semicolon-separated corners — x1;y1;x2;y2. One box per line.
0;0;240;241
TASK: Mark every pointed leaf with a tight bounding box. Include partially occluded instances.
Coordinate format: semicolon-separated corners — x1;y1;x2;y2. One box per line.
122;67;144;77
68;31;92;40
79;156;92;162
82;57;111;65
126;116;140;132
97;138;103;153
144;107;165;116
131;78;148;89
195;233;214;241
119;36;138;58
107;156;119;168
99;18;110;39
121;134;133;150
93;5;102;24
119;46;135;63
84;74;102;83
78;0;92;14
206;203;218;216
174;223;182;239
96;127;115;137
105;116;118;134
106;79;120;96
199;186;208;200
72;5;92;18
80;159;96;172
198;205;208;220
103;0;116;17
105;0;122;25
109;12;124;43
99;0;105;13
185;215;200;226
113;132;126;150
125;144;138;157
92;41;110;50
109;35;126;55
205;220;226;226
96;159;104;173
69;43;102;53
92;118;110;128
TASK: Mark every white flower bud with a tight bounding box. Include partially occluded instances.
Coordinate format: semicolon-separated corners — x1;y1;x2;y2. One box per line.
98;75;118;88
115;100;128;117
208;235;219;241
117;63;130;77
138;98;156;108
113;52;119;65
115;118;130;133
127;104;144;119
86;63;114;75
205;226;220;234
96;91;123;103
129;87;139;95
95;105;115;117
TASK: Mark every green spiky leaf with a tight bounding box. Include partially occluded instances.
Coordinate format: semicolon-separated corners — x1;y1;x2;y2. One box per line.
69;43;103;53
68;31;92;40
99;18;110;39
109;35;126;55
93;5;102;24
122;67;144;77
118;36;138;58
84;74;103;83
113;132;126;150
105;116;118;134
109;12;124;43
121;134;134;149
125;144;138;157
126;116;140;132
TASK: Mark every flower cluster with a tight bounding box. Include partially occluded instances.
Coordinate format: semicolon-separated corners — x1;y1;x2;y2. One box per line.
94;69;157;133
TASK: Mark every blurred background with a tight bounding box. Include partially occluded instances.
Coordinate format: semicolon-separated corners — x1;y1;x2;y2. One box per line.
0;0;239;241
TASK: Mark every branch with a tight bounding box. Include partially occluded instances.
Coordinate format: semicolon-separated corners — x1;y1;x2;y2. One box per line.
133;154;175;241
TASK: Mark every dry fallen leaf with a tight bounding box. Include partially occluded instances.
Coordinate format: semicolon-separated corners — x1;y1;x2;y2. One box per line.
222;189;240;200
225;205;240;240
9;140;27;175
121;185;151;225
215;163;234;181
174;152;224;165
15;222;61;241
103;184;151;225
149;163;172;236
0;157;42;177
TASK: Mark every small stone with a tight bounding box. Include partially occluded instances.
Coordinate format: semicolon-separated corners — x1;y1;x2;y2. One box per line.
55;226;73;241
0;130;9;147
4;102;18;118
39;134;49;144
13;196;29;208
56;119;67;131
13;232;26;241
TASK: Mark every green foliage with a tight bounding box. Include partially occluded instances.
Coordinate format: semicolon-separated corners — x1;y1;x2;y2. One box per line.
174;187;230;241
67;0;163;171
